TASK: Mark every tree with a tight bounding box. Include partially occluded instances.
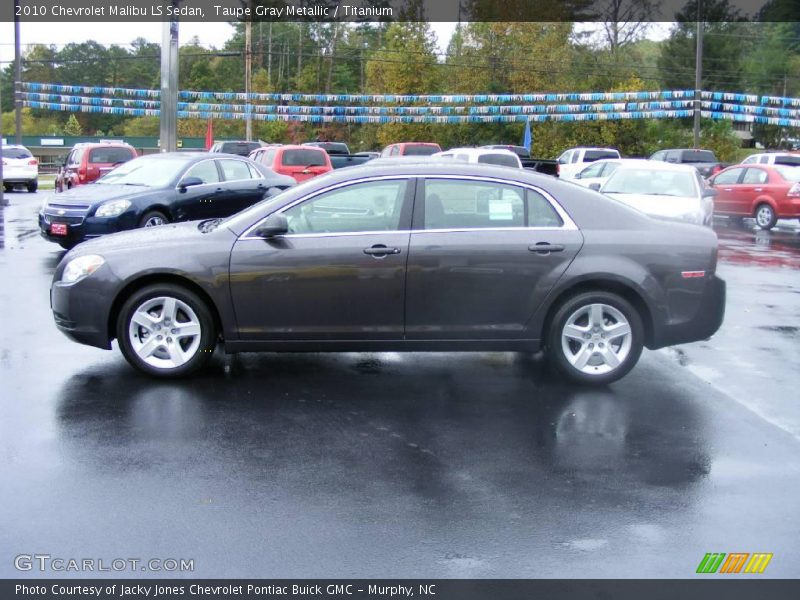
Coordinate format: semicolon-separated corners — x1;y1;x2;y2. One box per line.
63;114;83;136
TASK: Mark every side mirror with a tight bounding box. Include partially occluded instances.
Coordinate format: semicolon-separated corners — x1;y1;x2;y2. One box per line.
703;188;718;198
574;172;582;179
255;213;289;238
178;176;204;191
588;183;602;191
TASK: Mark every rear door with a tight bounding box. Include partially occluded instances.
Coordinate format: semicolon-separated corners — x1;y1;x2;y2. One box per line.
229;177;414;340
405;177;583;340
217;158;266;214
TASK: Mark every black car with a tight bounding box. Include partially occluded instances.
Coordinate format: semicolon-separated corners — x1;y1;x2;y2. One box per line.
50;163;725;384
39;152;295;249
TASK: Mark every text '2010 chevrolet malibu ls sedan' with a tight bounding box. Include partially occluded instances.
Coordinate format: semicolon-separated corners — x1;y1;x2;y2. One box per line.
50;162;726;384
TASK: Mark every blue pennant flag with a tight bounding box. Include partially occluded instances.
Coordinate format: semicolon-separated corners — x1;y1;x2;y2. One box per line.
522;118;532;152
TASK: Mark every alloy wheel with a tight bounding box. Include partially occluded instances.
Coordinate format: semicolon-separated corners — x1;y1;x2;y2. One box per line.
560;303;633;375
128;296;202;369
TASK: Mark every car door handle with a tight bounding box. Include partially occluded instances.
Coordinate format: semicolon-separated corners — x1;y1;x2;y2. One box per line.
529;242;565;254
363;245;401;257
724;188;733;191
755;188;763;192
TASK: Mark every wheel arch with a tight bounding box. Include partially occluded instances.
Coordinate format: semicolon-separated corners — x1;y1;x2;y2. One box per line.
107;274;223;343
751;196;778;215
539;278;655;349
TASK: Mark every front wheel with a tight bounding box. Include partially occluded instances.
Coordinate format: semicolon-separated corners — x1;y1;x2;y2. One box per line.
117;284;217;377
754;203;777;230
139;210;169;228
546;291;644;385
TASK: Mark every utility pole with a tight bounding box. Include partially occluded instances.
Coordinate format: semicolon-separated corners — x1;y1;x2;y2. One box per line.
14;0;22;145
159;2;179;153
1;75;6;208
245;17;252;141
693;0;704;149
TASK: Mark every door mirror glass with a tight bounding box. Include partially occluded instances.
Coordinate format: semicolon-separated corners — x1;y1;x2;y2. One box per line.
702;188;718;198
255;213;289;238
588;183;602;191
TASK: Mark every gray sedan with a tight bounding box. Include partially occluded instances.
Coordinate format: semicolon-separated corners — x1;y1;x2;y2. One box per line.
50;163;725;384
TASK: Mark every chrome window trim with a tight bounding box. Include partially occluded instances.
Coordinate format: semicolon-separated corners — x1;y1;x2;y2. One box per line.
238;173;578;241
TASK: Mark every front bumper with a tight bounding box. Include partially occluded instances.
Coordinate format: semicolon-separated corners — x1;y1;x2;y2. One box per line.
650;275;726;349
38;210;139;245
51;275;115;350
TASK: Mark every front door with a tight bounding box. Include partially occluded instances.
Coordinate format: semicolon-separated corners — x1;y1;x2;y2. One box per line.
405;177;583;340
173;159;225;221
711;167;745;214
229;177;414;340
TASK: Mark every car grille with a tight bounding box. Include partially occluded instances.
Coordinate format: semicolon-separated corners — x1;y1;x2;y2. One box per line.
48;202;91;210
44;214;85;225
44;203;89;225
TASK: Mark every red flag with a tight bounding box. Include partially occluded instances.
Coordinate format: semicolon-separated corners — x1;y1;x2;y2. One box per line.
204;119;213;150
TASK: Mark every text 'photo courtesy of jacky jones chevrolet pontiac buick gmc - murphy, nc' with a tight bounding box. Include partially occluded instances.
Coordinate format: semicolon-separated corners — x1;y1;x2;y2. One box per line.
49;162;725;385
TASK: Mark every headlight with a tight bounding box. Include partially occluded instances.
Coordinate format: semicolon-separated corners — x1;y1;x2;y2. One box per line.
678;211;703;224
61;255;105;284
95;199;131;217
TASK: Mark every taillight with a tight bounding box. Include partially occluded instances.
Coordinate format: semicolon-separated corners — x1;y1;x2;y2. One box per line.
556;163;560;177
712;164;722;175
28;158;38;166
788;183;800;197
78;167;86;182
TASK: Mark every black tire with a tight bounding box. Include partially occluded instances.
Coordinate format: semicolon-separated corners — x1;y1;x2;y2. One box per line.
546;291;644;385
116;283;217;378
754;203;777;230
4;184;13;193
138;210;170;228
27;179;38;193
58;241;78;251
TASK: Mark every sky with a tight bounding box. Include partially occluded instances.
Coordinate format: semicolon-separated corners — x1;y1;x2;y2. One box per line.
0;21;673;69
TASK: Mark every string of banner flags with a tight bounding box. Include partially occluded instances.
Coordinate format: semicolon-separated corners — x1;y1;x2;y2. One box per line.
18;82;800;128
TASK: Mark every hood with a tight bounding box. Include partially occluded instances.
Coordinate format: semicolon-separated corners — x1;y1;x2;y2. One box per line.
50;183;153;206
69;220;218;256
604;193;702;220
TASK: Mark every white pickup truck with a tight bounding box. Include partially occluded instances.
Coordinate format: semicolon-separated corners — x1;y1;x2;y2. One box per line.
556;147;621;180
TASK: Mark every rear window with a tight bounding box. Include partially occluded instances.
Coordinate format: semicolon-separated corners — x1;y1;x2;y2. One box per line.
88;147;134;164
2;147;32;159
773;155;800;167
281;149;327;167
584;150;619;162
403;145;439;156
680;150;717;163
478;154;520;168
774;166;800;181
220;142;262;156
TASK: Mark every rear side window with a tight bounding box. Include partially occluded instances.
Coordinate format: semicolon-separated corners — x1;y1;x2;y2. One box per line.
423;179;525;229
774;155;800;167
403;145;439;156
2;147;32;159
478;154;519;168
88;147;134;164
713;168;743;185
281;149;326;167
584;150;619;162
527;190;563;227
220;142;261;155
219;159;253;181
261;148;277;166
743;168;768;184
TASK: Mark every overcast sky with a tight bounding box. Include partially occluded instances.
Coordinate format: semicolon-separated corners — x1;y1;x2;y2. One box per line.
0;21;673;71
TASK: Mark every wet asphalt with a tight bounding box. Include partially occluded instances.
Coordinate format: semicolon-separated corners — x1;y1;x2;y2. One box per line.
1;191;799;578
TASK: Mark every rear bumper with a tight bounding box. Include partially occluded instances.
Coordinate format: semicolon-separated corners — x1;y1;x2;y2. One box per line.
650;275;726;349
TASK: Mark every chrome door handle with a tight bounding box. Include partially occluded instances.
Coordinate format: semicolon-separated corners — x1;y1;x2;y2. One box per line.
363;245;401;257
724;188;733;192
529;242;565;254
755;188;763;192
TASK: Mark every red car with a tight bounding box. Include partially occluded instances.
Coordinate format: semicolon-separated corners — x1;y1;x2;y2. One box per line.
380;142;442;157
56;142;138;192
709;164;800;230
253;145;332;183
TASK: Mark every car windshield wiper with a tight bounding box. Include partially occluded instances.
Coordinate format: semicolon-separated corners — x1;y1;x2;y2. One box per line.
198;218;222;233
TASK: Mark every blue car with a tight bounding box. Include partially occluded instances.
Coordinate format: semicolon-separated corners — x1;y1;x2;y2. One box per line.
39;152;295;249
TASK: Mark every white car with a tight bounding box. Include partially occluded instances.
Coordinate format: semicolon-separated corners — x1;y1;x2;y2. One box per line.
432;148;522;168
596;162;715;227
3;144;39;193
740;152;800;167
572;158;647;189
556;147;621;180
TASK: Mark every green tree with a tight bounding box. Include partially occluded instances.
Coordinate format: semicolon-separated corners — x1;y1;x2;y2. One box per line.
63;114;83;136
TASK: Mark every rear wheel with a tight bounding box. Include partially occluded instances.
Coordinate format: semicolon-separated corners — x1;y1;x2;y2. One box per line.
117;284;216;377
139;210;169;228
27;179;38;193
58;241;78;251
754;203;777;230
546;291;644;385
3;184;12;193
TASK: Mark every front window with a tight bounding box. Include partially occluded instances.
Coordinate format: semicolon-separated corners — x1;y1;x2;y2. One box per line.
603;168;697;198
96;156;192;187
577;162;605;179
713;168;743;185
182;160;220;185
282;179;408;234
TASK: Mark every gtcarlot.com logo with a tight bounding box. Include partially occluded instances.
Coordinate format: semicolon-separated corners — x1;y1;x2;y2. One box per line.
696;552;773;574
14;554;194;573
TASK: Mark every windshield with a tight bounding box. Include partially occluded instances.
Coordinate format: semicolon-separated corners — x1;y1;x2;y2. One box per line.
95;156;191;186
775;166;800;181
603;168;697;198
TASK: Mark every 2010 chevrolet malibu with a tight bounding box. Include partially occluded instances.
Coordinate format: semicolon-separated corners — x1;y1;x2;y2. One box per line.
50;162;726;384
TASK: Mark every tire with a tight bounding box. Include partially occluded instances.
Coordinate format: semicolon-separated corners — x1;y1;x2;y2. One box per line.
58;241;78;251
117;284;217;378
138;210;170;228
27;179;38;193
546;291;644;385
4;184;12;193
754;203;777;230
